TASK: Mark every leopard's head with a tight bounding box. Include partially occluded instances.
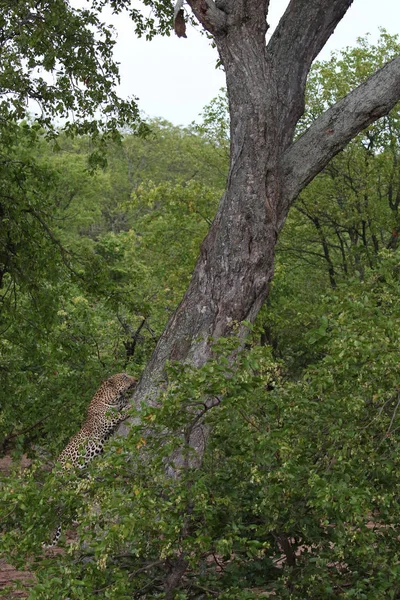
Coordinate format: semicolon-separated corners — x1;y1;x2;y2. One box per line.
88;373;138;414
106;373;138;401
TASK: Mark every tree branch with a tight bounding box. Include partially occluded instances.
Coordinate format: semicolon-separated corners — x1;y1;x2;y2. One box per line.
267;0;354;142
0;414;51;454
25;209;82;278
268;0;353;69
282;55;400;211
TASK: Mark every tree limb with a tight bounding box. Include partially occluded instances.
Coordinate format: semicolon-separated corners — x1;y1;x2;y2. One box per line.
282;55;400;212
268;0;353;70
267;0;354;143
0;414;52;454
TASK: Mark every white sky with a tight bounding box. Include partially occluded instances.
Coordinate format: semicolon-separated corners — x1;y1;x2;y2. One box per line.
78;0;400;126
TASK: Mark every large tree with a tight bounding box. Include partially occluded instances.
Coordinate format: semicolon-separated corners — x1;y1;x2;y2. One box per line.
111;3;400;590
121;2;400;451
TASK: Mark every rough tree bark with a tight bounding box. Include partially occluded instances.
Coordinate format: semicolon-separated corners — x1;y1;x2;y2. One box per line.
117;0;400;589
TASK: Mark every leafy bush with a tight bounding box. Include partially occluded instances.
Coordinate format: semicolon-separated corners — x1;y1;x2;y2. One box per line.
3;252;400;598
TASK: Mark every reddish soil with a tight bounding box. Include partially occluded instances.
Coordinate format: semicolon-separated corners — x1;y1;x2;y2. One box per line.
0;561;34;599
0;454;32;474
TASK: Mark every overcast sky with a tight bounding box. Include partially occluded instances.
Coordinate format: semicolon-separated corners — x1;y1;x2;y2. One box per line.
77;0;400;126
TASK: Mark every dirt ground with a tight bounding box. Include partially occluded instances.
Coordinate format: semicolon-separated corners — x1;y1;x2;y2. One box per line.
0;561;34;599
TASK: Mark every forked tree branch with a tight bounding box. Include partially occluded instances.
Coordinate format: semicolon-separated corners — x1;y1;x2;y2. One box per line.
268;0;354;71
281;55;400;211
267;0;354;145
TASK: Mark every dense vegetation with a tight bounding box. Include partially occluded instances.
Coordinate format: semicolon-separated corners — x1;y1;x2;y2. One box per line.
2;28;400;598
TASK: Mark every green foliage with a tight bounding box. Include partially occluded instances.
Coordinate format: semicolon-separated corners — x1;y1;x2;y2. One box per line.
3;255;400;597
303;29;400;123
0;129;61;303
0;0;140;142
0;115;226;458
128;178;220;309
262;31;400;369
194;90;230;152
92;0;174;40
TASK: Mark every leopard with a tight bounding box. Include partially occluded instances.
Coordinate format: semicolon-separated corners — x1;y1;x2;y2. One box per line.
58;372;138;469
44;372;138;547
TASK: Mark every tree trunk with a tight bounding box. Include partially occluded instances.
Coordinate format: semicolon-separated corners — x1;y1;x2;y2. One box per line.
122;4;282;465
118;0;400;590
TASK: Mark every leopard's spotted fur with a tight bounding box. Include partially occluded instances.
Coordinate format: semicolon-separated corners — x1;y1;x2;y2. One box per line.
58;372;138;469
45;373;137;547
